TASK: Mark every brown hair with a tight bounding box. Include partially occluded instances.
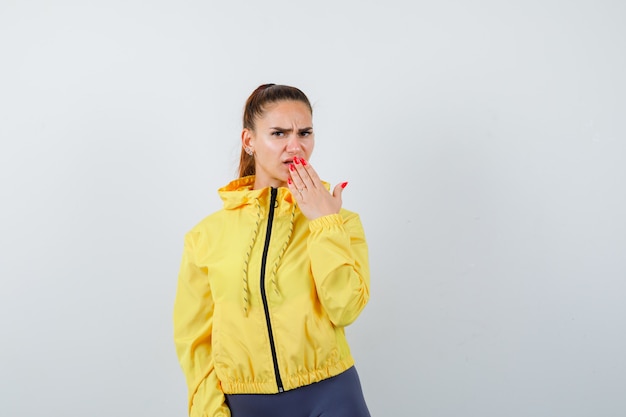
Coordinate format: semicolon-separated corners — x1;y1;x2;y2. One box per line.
238;84;313;178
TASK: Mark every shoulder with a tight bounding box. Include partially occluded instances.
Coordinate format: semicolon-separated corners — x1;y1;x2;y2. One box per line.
184;209;228;244
181;210;238;260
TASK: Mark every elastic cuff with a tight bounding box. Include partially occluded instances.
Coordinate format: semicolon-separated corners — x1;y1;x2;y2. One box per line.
308;213;343;232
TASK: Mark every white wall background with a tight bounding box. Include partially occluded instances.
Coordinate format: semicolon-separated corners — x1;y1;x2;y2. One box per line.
1;1;625;416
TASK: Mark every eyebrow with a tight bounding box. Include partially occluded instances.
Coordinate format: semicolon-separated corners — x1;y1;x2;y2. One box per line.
269;126;313;133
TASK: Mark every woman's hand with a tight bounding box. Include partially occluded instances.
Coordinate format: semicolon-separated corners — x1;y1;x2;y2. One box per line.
287;156;348;220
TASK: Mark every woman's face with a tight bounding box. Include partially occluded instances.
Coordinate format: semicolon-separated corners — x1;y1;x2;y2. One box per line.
243;100;314;189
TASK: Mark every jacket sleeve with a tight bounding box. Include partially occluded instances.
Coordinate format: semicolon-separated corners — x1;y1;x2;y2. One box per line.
173;232;230;417
307;211;370;327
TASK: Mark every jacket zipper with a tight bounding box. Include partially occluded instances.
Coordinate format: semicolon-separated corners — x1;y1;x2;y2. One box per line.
259;187;284;393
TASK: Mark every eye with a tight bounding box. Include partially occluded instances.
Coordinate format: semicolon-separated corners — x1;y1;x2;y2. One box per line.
299;130;313;137
271;131;285;137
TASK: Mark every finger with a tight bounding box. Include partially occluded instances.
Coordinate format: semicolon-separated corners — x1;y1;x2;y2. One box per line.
333;181;348;200
293;157;318;189
299;157;323;189
287;177;303;201
288;163;306;192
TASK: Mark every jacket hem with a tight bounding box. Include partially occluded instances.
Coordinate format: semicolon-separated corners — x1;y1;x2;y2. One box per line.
221;356;355;394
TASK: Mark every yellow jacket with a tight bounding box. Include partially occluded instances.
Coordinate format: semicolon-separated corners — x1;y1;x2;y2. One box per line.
173;176;370;417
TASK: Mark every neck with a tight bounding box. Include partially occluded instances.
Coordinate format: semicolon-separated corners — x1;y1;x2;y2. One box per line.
253;176;287;190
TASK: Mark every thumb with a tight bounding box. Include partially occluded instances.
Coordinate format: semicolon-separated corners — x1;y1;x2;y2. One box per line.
332;181;348;199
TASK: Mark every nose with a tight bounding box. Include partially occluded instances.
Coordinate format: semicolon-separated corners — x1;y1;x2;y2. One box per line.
286;134;301;153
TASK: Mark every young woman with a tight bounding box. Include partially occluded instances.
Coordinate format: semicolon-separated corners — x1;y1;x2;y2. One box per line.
173;84;371;417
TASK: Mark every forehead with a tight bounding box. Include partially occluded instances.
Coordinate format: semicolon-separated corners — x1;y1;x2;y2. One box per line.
258;100;312;126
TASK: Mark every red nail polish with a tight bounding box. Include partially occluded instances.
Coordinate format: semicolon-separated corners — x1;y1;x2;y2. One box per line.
288;178;292;185
341;182;348;189
294;157;300;164
301;158;307;166
289;164;295;171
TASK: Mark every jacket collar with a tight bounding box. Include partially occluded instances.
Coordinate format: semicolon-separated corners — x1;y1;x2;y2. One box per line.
218;175;330;210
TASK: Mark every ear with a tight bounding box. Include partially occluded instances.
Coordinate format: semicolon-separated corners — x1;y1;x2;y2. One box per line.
241;128;254;151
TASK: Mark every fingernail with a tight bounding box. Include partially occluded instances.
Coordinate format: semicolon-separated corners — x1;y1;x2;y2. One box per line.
341;182;348;189
289;164;295;171
301;158;307;166
288;178;292;185
294;156;300;164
